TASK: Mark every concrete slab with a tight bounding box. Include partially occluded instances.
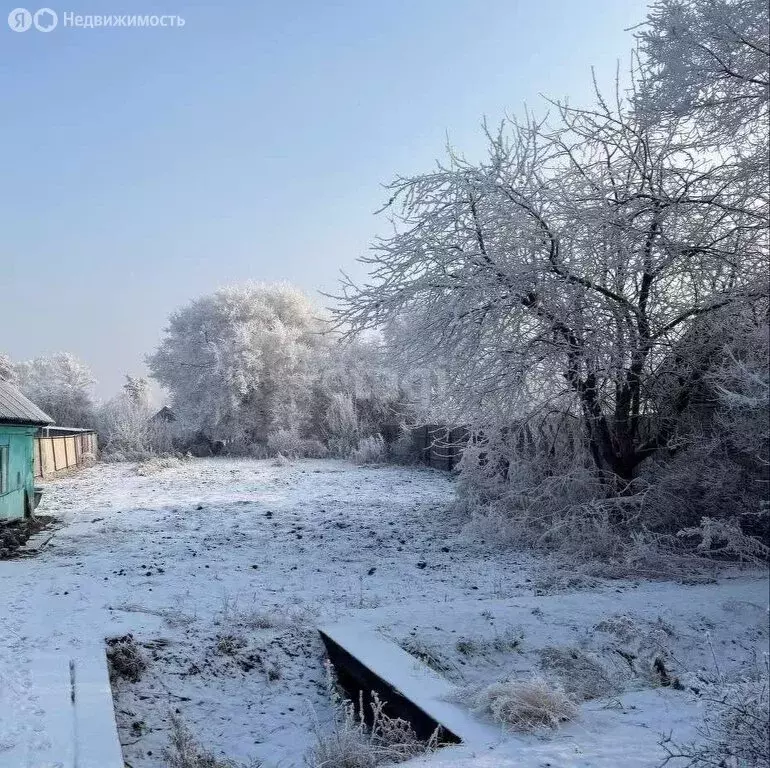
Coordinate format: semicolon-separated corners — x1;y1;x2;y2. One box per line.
27;651;76;768
319;622;502;746
72;649;124;768
0;648;123;768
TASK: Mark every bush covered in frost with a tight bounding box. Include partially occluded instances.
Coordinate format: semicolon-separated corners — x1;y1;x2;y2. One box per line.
350;434;387;464
266;429;328;459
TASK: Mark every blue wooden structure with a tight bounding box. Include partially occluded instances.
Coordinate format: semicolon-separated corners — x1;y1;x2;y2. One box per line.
0;379;54;521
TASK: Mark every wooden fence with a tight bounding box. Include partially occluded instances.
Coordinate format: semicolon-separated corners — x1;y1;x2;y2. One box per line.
34;430;98;479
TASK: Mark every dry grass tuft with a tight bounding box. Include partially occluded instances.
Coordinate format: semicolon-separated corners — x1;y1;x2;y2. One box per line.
106;634;147;683
469;676;578;731
539;646;622;701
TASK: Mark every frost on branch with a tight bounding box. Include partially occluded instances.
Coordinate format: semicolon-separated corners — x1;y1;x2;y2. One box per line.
636;0;769;143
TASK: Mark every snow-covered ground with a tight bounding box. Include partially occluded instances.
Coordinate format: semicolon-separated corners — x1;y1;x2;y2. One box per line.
0;458;767;767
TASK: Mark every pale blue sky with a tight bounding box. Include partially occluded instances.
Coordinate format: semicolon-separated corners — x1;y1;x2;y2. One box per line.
1;0;649;398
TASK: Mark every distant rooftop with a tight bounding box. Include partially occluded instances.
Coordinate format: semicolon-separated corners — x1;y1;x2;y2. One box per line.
0;379;55;426
151;406;176;423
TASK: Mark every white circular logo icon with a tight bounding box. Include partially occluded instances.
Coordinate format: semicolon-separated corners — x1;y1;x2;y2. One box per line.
33;7;57;31
8;7;32;31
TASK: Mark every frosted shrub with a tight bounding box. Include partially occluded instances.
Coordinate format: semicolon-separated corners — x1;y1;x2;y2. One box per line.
300;439;328;458
678;513;770;565
350;434;386;464
635;322;770;564
660;658;770;768
267;429;328;459
456;339;770;570
456;422;624;558
325;392;360;457
469;676;577;731
267;428;303;456
98;386;177;460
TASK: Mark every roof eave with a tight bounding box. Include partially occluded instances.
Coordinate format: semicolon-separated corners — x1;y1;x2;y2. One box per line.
0;417;55;427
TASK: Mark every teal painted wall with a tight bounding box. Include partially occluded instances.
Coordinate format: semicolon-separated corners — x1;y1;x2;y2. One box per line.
0;425;37;521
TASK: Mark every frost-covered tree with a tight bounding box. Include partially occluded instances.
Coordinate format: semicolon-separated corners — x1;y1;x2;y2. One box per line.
15;353;96;427
333;0;769;558
322;392;360;456
318;337;405;426
336;100;767;489
312;332;443;458
148;283;328;449
0;353;17;384
635;0;769;144
97;378;174;460
123;375;150;408
381;315;461;424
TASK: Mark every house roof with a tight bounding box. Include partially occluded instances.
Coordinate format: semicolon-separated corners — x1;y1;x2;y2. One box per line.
0;379;55;426
151;406;176;423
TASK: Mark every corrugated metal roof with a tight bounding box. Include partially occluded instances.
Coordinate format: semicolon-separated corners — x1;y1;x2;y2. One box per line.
0;379;54;425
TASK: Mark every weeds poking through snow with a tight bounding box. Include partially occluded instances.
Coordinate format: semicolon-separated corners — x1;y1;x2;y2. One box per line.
163;714;261;768
106;634;147;683
469;677;578;731
306;662;439;767
308;692;439;767
244;611;279;630
398;637;457;679
216;593;318;631
454;628;523;660
214;633;248;656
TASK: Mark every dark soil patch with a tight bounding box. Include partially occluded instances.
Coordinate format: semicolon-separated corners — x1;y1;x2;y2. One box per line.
0;515;58;559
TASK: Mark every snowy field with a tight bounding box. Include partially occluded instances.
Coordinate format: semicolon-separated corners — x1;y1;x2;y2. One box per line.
0;458;767;767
